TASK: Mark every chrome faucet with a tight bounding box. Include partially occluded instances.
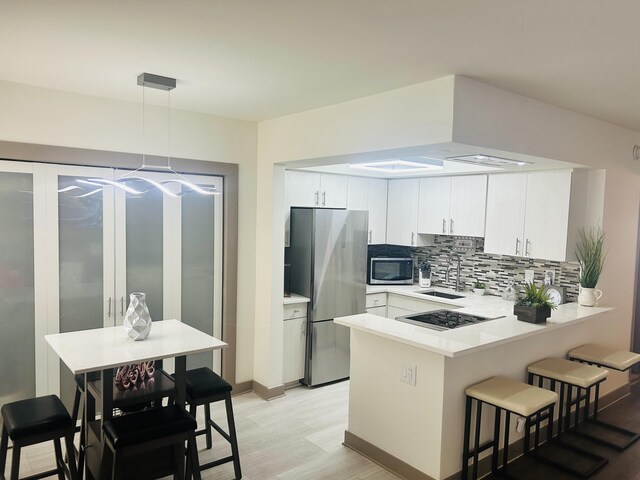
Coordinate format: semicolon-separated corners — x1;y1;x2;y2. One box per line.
445;253;462;291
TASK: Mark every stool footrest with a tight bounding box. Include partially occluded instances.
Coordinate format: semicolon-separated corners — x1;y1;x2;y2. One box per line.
571;419;640;450
465;439;496;459
200;454;235;471
530;439;608;478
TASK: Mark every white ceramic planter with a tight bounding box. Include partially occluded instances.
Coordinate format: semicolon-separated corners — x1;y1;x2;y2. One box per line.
578;287;602;307
473;288;486;296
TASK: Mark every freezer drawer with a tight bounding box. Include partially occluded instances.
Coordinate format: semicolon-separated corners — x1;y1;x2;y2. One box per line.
304;320;350;387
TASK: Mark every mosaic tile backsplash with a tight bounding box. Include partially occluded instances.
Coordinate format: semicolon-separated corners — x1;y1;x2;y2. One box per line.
369;236;581;301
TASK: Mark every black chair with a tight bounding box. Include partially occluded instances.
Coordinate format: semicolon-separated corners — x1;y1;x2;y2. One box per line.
101;405;200;480
173;368;241;479
0;394;78;480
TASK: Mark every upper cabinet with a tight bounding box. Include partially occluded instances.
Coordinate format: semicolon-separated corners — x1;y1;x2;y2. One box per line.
285;171;347;208
347;177;388;244
417;175;487;237
484;170;590;261
386;179;420;246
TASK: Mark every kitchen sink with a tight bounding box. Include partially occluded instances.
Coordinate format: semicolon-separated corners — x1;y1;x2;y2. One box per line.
417;291;464;300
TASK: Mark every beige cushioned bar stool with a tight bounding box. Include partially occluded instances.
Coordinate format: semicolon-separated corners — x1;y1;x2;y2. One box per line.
527;358;608;477
567;344;640;449
462;376;558;480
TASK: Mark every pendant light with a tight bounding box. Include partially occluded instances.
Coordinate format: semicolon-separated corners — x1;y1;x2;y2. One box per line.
60;73;219;197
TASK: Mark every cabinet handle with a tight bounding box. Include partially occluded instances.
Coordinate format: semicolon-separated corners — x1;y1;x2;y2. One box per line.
107;297;112;318
292;309;300;314
314;191;319;206
525;239;531;257
373;299;379;305
442;218;446;234
322;191;326;206
450;218;454;234
411;232;415;246
120;297;124;316
515;238;520;255
369;230;372;244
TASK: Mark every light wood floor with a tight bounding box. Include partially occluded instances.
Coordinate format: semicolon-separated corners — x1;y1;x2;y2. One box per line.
2;381;401;480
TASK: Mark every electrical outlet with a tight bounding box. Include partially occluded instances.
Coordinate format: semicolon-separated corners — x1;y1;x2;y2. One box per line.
401;363;417;386
524;269;534;283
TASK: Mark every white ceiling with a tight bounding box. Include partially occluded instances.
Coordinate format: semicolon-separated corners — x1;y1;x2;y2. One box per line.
1;1;639;130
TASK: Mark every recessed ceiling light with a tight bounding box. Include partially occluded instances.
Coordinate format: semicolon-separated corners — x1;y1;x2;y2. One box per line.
447;154;530;168
349;159;444;173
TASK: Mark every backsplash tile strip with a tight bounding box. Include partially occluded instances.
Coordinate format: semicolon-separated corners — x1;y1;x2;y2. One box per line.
369;236;580;301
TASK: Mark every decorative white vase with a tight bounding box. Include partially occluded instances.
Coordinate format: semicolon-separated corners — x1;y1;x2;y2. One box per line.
473;288;486;296
577;287;602;307
123;292;152;341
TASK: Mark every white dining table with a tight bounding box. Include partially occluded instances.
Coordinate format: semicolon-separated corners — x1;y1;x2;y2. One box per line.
45;319;227;478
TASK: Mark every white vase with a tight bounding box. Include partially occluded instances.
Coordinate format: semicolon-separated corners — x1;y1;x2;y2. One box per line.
578;287;602;307
123;292;152;341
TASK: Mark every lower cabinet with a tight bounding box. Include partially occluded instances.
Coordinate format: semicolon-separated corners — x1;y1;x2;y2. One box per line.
283;304;307;385
366;305;387;317
365;292;388;317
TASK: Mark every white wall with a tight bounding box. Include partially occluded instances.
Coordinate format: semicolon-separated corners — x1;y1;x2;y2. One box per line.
0;80;258;383
452;76;640;354
254;77;457;389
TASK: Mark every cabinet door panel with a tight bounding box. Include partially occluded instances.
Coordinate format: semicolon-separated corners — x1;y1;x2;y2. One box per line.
346;176;368;210
523;171;572;261
365;306;387;317
484;174;527;256
449;175;487;237
320;174;347;208
286;170;320;207
386;179;419;246
417;177;451;234
367;178;387;244
283;316;306;384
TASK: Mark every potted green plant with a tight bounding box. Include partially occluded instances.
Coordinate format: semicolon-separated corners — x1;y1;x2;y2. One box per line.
473;281;486;296
575;227;606;307
514;282;556;323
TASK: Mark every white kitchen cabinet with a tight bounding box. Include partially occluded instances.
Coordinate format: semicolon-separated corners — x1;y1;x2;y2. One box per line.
347;176;388;244
367;178;388;244
484;171;575;261
417;175;487;237
285;171;347;208
283;304;307;385
386;305;413;320
386;179;420;246
365;292;388;317
320;173;347;208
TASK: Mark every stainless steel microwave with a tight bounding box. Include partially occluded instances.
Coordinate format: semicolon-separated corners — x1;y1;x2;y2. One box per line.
369;257;414;285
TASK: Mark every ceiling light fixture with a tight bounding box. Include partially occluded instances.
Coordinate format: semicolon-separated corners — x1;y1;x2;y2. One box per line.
446;154;530;168
349;159;444;174
59;73;219;197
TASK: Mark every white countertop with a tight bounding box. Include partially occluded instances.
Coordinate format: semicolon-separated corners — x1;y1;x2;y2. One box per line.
283;293;311;305
339;285;613;357
45;319;227;374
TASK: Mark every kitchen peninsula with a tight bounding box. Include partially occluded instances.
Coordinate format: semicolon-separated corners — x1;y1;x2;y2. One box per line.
336;288;618;480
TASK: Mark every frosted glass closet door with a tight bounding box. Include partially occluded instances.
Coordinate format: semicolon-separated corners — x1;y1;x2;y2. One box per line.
0;168;36;405
115;178;165;325
53;166;115;408
180;175;223;372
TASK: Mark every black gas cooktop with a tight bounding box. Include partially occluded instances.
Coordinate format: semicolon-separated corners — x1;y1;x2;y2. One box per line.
395;309;499;331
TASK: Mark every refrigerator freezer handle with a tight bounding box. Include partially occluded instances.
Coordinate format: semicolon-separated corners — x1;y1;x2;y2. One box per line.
308;324;313;360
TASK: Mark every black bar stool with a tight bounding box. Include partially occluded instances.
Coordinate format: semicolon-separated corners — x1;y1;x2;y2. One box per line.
462;376;557;480
173;367;242;479
0;394;78;480
568;344;640;449
100;405;200;480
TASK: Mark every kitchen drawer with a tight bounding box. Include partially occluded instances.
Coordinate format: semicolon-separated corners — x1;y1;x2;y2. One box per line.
366;305;387;317
387;293;458;313
365;293;387;308
284;303;307;320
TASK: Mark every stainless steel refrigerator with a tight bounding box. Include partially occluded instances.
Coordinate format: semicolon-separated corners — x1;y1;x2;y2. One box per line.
288;207;368;387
